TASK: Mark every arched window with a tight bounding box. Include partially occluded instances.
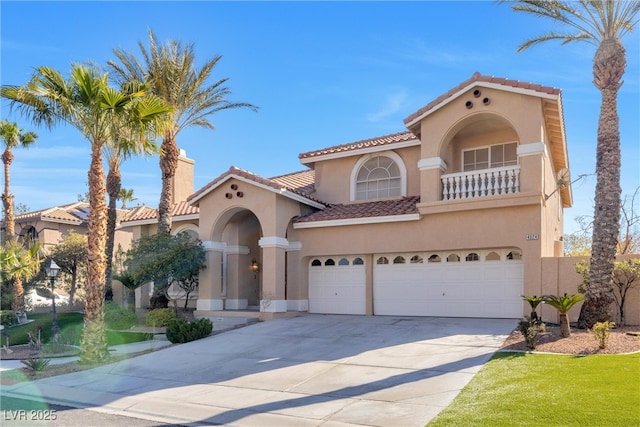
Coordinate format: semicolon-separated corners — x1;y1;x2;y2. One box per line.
486;252;501;261
377;256;389;265
428;254;441;263
447;254;460;262
351;152;406;201
393;256;406;264
465;253;479;261
325;258;336;266
353;257;364;265
507;251;522;260
21;226;38;243
338;258;350;266
311;259;322;267
410;255;423;264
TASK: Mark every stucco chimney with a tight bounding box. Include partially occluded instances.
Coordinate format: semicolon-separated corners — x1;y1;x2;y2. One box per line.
172;149;195;204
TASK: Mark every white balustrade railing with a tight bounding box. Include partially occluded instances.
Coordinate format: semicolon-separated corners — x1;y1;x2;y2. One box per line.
441;165;520;200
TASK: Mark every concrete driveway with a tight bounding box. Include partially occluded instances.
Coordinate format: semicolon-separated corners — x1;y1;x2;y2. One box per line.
2;315;515;426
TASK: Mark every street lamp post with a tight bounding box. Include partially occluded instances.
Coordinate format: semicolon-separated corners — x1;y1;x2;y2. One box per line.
44;259;61;337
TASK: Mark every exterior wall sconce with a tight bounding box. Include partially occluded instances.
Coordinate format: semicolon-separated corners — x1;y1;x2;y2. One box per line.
251;258;260;278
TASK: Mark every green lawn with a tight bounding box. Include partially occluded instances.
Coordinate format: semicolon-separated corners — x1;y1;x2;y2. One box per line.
2;312;152;346
428;352;640;427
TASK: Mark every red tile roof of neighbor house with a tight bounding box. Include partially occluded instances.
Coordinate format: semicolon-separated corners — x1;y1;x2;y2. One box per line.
123;201;199;222
14;202;129;225
294;196;420;223
298;131;418;160
403;71;561;126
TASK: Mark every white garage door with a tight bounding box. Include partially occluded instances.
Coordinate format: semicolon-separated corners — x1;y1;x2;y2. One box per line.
374;249;523;318
309;256;366;315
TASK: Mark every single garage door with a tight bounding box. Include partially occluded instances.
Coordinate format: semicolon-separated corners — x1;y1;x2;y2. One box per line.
374;249;523;318
309;256;366;315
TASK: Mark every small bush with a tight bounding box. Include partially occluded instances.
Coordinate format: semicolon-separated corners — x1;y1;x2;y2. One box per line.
145;308;176;327
590;321;616;349
166;318;213;344
518;317;546;349
104;302;137;330
0;310;19;326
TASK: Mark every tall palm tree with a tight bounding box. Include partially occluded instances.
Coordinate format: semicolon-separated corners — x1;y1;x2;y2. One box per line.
108;29;257;233
503;0;639;328
0;119;37;242
118;187;137;209
1;64;170;362
104;124;161;299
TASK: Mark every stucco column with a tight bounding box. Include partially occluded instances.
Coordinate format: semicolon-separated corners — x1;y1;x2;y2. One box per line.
285;241;308;311
259;236;288;313
517;142;547;194
196;241;225;311
418;157;447;203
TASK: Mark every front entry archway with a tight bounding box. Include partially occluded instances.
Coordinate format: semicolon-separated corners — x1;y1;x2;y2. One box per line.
219;209;262;310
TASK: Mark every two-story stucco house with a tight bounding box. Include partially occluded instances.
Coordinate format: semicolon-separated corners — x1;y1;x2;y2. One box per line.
174;72;572;320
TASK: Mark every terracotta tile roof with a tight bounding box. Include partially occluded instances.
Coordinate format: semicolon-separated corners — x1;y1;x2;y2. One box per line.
270;169;315;196
295;196;420;223
14;202;134;226
404;71;561;126
188;166;324;206
123;201;199;223
298;131;417;161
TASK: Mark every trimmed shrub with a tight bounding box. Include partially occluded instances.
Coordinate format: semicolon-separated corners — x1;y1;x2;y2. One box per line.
518;317;546;349
590;321;616;349
104;302;137;330
145;308;176;327
0;310;19;326
166;318;213;344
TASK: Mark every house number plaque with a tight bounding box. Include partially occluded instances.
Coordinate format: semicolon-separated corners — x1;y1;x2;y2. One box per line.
526;234;539;240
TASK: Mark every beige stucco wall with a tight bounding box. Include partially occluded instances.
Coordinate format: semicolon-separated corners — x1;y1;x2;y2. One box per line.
312;145;421;204
540;255;640;326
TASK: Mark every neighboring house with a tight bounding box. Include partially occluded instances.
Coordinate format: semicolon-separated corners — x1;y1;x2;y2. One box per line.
9;202;133;255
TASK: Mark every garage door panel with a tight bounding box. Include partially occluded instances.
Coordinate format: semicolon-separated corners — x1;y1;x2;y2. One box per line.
309;258;366;315
374;251;523;319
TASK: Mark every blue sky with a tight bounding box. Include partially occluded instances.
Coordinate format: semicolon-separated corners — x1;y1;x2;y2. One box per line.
1;1;638;235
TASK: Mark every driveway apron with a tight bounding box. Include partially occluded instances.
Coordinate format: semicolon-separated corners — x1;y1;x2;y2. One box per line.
1;315;515;426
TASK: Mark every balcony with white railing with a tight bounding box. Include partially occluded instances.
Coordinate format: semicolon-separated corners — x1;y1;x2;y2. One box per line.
441;165;520;200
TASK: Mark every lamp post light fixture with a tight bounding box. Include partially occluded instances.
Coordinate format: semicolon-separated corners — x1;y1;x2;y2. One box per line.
44;259;61;337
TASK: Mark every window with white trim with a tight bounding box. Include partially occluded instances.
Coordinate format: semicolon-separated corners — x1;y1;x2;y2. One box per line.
463;142;517;171
355;155;402;200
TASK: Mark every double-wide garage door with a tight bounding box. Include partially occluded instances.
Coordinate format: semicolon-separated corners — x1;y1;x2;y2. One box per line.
308;249;523;318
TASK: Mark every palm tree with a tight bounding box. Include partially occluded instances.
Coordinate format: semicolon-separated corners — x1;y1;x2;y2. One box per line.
0;120;37;242
521;295;544;323
108;29;257;233
503;1;640;328
0;240;40;313
543;293;586;338
104;125;160;300
1;64;170;362
118;187;137;209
